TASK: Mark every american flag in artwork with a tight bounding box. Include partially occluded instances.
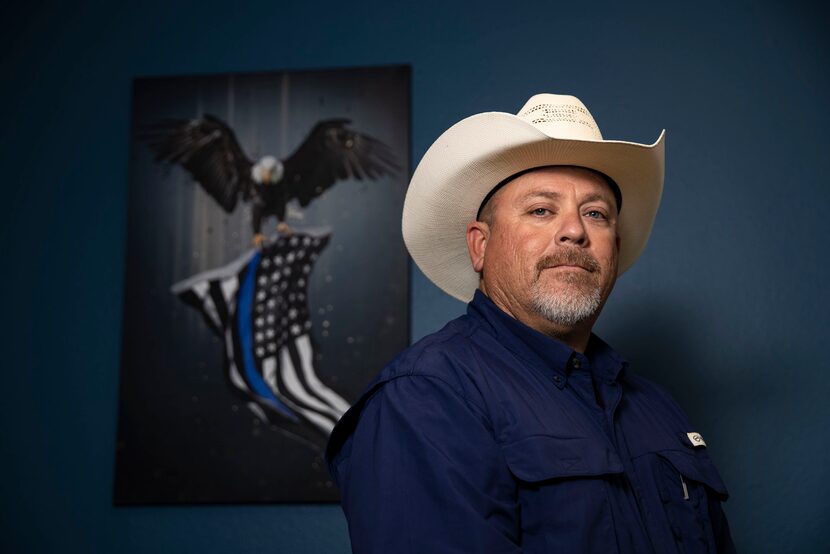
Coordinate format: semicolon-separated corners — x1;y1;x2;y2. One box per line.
172;230;350;442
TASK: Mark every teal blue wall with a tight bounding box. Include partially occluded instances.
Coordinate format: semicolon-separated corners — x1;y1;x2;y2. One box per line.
2;1;827;552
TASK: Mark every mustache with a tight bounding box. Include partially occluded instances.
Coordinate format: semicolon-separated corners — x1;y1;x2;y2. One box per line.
535;250;601;275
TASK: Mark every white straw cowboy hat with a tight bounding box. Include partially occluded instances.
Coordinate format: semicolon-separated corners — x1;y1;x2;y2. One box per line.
402;93;665;302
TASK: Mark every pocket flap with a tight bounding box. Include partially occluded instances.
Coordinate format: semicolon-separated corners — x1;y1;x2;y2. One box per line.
658;450;729;499
501;435;624;482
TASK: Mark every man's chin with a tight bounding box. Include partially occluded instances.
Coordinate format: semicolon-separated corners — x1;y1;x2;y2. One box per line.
530;285;603;327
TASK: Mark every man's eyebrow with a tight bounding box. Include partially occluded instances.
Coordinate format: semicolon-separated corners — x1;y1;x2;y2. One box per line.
515;190;614;205
581;192;614;205
516;190;562;204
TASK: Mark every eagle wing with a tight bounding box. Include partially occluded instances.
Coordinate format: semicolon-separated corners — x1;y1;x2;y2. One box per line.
281;119;399;207
140;114;254;213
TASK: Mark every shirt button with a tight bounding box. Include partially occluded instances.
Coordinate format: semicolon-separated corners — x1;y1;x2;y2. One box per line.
572;358;581;369
553;375;563;384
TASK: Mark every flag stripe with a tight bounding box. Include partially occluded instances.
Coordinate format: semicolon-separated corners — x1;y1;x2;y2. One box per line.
225;327;250;393
279;347;342;420
220;277;238;312
295;335;351;415
283;340;334;411
178;288;222;336
190;282;222;329
298;409;336;434
263;356;337;434
236;253;298;421
208;280;230;327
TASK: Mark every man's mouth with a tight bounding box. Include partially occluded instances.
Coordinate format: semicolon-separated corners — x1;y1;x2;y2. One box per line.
548;264;590;271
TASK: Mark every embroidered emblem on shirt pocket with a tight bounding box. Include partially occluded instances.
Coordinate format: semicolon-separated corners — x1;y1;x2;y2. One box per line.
686;432;707;447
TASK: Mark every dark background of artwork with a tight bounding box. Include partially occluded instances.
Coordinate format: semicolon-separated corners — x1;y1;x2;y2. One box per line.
114;67;409;503
1;1;827;552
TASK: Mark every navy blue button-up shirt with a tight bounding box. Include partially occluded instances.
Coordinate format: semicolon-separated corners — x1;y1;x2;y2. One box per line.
326;291;735;553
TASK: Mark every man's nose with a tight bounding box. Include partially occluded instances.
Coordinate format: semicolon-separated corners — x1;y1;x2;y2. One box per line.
555;210;588;246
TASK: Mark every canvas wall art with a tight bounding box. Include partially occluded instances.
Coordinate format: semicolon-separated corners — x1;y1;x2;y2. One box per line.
114;65;410;503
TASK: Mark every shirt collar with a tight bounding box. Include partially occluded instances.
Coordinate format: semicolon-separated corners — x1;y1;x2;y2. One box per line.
467;290;627;388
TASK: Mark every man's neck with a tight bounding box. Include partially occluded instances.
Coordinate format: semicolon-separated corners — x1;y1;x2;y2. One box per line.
479;287;597;353
520;313;595;353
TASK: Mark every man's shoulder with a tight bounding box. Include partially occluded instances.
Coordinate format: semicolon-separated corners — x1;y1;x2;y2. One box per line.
376;313;484;384
345;312;497;421
325;314;491;469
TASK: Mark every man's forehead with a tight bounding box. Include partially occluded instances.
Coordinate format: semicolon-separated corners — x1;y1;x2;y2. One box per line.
501;166;617;203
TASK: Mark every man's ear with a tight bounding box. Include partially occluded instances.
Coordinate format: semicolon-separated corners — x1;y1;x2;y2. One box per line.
466;220;489;273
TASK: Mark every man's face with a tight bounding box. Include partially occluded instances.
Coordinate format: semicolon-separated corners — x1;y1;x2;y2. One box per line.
467;166;620;335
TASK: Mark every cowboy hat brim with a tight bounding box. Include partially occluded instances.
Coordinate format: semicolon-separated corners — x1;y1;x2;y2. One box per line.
402;111;665;302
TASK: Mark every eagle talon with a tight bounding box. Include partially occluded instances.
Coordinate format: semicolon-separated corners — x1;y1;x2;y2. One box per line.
252;234;267;249
276;222;293;235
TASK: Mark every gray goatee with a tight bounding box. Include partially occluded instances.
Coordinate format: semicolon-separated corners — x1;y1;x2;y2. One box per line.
530;250;603;326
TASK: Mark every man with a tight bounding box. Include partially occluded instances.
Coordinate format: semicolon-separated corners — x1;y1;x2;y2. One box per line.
326;94;735;553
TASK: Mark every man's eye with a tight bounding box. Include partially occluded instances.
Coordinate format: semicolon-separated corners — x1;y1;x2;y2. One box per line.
585;210;607;220
530;208;550;216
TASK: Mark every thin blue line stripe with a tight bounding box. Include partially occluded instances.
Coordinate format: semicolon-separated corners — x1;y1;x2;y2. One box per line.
237;252;299;421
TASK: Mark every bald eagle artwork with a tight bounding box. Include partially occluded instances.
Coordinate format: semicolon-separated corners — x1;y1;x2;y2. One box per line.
114;66;409;504
140;114;399;246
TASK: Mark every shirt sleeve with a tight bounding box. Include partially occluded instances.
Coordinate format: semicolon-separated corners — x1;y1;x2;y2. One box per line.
333;374;522;554
709;493;737;553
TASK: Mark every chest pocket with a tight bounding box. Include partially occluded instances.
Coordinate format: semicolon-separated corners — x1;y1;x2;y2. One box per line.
500;435;624;554
638;445;729;554
502;434;624;480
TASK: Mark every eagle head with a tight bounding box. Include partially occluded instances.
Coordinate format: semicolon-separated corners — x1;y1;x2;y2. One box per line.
252;155;284;185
